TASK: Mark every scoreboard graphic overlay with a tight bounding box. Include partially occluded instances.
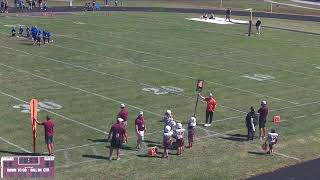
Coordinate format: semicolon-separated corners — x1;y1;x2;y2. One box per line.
1;156;54;178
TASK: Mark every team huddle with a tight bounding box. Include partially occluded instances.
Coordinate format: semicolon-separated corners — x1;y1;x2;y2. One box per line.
11;25;52;46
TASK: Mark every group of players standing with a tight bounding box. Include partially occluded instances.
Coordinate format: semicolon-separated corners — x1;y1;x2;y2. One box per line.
106;92;216;160
11;25;52;45
33;92;277;160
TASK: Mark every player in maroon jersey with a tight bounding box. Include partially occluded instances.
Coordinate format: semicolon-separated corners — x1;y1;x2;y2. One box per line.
36;115;55;156
107;118;127;160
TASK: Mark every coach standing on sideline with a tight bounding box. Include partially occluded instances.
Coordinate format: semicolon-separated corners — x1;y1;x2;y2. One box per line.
35;115;55;156
199;92;217;127
107;118;127;161
258;101;268;141
245;107;258;141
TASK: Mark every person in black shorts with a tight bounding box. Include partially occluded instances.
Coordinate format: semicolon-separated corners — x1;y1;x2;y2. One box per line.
107;118;127;160
245;106;258;141
256;18;262;35
258;101;268;140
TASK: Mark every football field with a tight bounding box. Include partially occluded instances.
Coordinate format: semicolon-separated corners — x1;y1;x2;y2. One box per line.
0;12;320;179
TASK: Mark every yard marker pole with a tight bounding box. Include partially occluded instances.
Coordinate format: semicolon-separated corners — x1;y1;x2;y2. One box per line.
193;80;204;117
30;99;38;153
193;94;200;117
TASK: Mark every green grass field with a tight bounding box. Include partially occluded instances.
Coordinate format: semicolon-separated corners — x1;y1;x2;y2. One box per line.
0;12;320;179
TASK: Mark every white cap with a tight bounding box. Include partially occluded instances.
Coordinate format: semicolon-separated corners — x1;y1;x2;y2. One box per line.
209;93;213;97
117;118;124;122
120;103;125;108
165;125;171;132
166;110;172;115
176;123;182;129
261;101;267;105
190;117;197;127
138;111;143;115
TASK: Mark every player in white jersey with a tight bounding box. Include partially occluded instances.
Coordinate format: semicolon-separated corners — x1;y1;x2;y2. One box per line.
163;110;173;125
187;117;197;148
174;123;185;156
265;129;278;155
162;126;173;158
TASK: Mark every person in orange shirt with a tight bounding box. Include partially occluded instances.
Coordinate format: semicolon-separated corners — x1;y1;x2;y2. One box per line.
199;92;217;127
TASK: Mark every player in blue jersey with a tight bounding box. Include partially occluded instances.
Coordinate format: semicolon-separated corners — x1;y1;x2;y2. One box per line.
11;27;16;37
18;26;24;35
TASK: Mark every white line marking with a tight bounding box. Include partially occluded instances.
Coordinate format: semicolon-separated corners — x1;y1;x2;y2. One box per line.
0;43;245;114
0;63;163;117
55;142;102;153
0;32;301;105
0;137;31;153
45;37;298;104
312;112;320;116
53;130;162;153
293;115;306;119
0;90;107;135
54;28;320;81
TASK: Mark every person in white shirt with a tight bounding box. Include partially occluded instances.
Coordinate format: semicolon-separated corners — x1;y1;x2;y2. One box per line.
163;110;173;126
162;126;173;158
265;129;278;155
174;123;185;156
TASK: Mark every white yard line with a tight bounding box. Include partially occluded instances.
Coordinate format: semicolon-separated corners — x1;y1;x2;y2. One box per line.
0;63;162;117
54;142;103;153
293;115;307;119
312;112;320;116
0;90;107;135
1;42;298;105
0;137;31;153
3;33;320;98
0;43;247;114
48;35;298;104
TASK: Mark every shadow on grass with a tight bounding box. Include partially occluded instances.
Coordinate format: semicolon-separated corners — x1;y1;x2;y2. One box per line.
87;138;106;143
136;154;162;158
219;133;248;142
82;154;108;160
104;144;134;151
228;134;248;138
248;151;267;156
144;140;161;144
0;150;43;156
